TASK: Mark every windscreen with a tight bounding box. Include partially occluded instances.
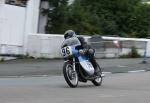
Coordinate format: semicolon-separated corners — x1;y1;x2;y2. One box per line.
61;37;81;48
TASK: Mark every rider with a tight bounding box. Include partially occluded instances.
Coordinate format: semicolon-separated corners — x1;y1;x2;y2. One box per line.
64;30;99;75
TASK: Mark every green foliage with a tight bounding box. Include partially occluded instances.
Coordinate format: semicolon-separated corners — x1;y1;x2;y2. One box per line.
128;4;150;37
65;0;101;35
44;0;150;37
120;46;141;58
0;58;4;62
45;0;69;33
129;47;141;58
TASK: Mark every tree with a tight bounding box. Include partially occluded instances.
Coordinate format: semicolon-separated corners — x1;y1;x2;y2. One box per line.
128;4;150;37
65;0;101;35
78;0;141;36
44;0;150;38
45;0;69;34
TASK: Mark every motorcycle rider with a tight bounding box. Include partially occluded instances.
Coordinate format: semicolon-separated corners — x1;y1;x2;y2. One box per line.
64;30;100;75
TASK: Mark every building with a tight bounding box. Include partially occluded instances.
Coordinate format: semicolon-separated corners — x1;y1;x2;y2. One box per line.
0;0;40;56
5;0;28;7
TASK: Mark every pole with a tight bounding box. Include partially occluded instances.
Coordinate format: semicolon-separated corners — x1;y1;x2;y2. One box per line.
142;41;147;64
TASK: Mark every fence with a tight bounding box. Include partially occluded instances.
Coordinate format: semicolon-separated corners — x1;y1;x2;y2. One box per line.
88;36;147;58
26;34;150;59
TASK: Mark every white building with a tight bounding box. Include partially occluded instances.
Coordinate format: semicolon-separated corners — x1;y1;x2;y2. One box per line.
0;0;75;57
0;0;40;55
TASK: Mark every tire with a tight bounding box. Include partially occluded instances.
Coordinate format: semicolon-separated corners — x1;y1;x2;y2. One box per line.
63;61;78;88
92;63;103;86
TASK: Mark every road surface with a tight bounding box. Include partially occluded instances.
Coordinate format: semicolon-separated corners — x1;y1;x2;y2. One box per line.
0;58;149;76
0;72;150;103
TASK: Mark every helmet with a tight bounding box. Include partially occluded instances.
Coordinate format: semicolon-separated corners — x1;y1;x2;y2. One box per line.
64;30;76;39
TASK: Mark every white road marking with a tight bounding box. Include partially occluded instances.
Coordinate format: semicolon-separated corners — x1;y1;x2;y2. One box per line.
117;65;128;68
98;94;126;98
128;70;145;73
102;72;112;74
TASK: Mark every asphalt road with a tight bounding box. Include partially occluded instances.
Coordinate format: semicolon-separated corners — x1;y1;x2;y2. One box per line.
0;58;150;76
0;72;150;103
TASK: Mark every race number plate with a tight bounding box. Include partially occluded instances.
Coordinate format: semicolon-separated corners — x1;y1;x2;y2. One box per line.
61;46;72;58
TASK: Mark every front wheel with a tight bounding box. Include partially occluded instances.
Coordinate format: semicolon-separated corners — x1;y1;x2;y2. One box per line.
63;61;78;88
92;63;103;86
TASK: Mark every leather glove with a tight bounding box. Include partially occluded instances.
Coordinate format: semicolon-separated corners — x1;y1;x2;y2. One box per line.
79;49;85;55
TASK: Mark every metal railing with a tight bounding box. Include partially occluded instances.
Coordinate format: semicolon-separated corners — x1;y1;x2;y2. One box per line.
88;40;146;58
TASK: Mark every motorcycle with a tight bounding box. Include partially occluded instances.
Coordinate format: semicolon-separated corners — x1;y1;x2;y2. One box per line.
61;37;103;88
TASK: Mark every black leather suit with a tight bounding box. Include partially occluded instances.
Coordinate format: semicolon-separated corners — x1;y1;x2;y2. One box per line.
76;37;97;70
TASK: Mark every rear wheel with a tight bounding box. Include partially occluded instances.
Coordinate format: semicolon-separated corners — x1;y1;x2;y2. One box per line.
92;63;103;86
63;61;78;88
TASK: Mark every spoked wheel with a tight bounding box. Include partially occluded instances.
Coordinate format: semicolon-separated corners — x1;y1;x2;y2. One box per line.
92;63;103;86
63;62;78;88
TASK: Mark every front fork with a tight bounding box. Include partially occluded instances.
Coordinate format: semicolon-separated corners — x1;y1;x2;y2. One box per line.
65;58;76;79
73;58;76;72
64;58;76;71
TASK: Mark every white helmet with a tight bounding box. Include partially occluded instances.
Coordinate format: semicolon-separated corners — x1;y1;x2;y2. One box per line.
64;30;76;39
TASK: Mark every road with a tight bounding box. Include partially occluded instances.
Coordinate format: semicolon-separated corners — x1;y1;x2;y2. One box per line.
0;72;150;103
0;58;150;76
0;58;150;103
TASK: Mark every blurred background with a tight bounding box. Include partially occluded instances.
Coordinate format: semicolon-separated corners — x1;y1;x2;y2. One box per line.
0;0;150;60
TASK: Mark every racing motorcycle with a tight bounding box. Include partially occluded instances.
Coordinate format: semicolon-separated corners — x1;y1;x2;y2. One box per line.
61;37;103;88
